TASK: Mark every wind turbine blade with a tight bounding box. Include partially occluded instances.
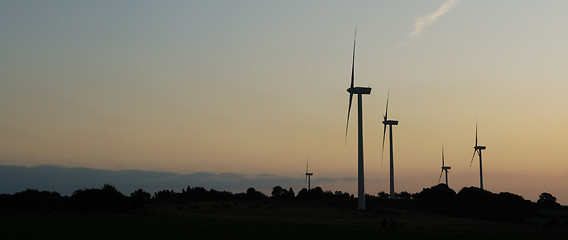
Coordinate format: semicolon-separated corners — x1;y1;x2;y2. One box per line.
305;175;307;187
381;90;390;163
442;146;445;166
470;150;477;168
345;93;353;142
384;90;390;121
351;28;356;90
306;154;309;174
345;28;357;144
381;124;387;164
438;170;444;184
475;122;478;147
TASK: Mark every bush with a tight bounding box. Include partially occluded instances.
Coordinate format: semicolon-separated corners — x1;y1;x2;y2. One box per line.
72;184;129;212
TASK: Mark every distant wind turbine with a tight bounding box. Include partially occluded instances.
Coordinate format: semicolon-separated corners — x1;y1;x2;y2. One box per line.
439;146;451;186
381;91;398;199
345;27;372;210
470;122;486;190
305;155;313;190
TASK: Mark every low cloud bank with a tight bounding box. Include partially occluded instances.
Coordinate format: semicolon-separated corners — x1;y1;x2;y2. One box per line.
0;165;355;196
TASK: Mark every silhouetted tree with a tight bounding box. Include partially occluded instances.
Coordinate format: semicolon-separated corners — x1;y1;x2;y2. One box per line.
494;192;535;217
11;189;62;206
396;191;412;200
72;184;129;212
208;189;234;200
234;192;246;200
297;188;308;199
288;188;295;198
415;184;456;204
378;191;389;199
270;186;294;200
188;186;208;199
537;192;560;209
454;187;498;217
333;191;351;200
130;188;151;208
270;186;295;200
411;192;420;200
271;186;284;198
456;186;492;205
245;188;266;200
178;186;232;200
538;192;556;202
153;190;178;204
311;187;324;198
296;186;324;200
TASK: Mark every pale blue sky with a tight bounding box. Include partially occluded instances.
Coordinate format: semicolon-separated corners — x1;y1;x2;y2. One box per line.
1;1;567;203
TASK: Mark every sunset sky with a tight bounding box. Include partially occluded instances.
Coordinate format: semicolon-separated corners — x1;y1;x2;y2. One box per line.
1;1;567;204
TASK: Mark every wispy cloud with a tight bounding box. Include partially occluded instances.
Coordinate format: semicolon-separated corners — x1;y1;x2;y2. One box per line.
408;0;462;38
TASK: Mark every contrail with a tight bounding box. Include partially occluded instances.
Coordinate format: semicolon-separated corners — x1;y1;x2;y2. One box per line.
409;0;462;38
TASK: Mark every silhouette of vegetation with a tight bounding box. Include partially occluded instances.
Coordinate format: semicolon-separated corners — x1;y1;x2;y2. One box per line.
294;187;353;202
245;187;267;200
537;192;561;209
182;186;208;199
378;191;389;199
152;189;178;204
71;184;130;212
296;187;324;200
150;186;238;204
1;184;562;217
8;189;62;206
396;191;412;199
130;188;151;208
192;187;234;200
410;185;537;219
493;192;536;219
329;190;352;200
1;182;566;236
415;184;456;204
270;186;294;200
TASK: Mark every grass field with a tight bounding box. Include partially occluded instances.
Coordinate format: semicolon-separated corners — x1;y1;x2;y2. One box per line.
1;201;567;240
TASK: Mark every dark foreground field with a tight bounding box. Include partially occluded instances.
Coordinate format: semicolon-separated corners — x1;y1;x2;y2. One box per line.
2;200;567;240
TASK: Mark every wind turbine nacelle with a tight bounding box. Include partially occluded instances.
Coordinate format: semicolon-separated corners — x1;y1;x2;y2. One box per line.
347;87;372;95
305;173;313;176
382;120;398;125
442;166;451;170
475;146;486;150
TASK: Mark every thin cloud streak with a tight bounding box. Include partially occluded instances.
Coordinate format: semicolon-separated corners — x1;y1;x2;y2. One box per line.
409;0;462;38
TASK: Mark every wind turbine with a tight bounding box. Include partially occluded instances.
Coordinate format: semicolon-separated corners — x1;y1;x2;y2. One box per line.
381;91;398;199
345;28;371;210
470;123;486;190
438;146;451;186
305;155;313;190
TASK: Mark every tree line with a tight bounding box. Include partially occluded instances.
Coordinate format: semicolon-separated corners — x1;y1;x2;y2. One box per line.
0;183;562;217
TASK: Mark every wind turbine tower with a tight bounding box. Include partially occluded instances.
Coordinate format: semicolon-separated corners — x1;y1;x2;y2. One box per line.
471;123;486;190
439;146;451;186
305;155;313;190
381;91;399;199
345;28;371;210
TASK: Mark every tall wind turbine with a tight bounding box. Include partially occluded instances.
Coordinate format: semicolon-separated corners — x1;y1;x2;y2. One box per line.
381;91;398;199
305;155;313;190
470;123;486;190
439;146;451;186
345;28;372;210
